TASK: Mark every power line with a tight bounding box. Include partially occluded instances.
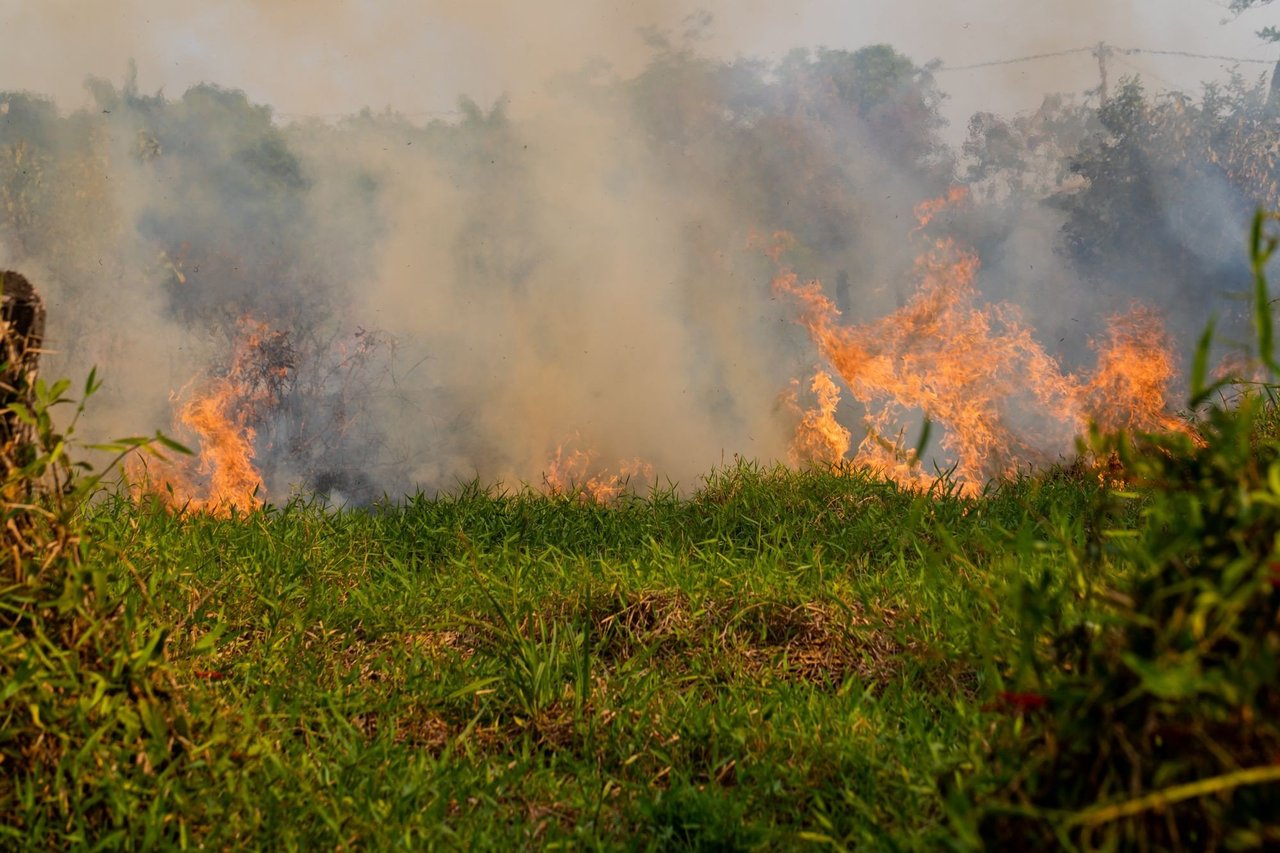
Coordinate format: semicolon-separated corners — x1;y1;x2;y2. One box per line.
266;43;1276;122
1111;54;1183;92
274;109;464;120
938;47;1095;71
938;43;1275;73
1120;46;1274;64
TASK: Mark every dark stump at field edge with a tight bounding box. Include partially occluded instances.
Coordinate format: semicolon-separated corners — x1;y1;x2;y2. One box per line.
1;271;45;466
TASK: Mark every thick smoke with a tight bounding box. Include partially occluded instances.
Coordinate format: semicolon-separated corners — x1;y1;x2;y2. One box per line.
0;11;1274;501
0;39;945;499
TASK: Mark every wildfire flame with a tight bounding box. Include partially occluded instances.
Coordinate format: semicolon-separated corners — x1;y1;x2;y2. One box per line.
133;317;289;515
132;187;1193;509
775;187;1193;492
912;184;969;232
783;370;852;468
543;438;654;503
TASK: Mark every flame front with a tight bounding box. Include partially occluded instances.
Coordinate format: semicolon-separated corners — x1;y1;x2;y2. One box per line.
169;378;265;514
774;187;1192;492
135;189;1191;508
543;438;654;503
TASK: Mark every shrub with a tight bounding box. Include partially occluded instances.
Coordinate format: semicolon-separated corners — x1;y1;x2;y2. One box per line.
0;350;193;842
949;213;1280;849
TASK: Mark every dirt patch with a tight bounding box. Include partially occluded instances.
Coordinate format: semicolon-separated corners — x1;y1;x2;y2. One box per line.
729;600;904;687
589;590;910;689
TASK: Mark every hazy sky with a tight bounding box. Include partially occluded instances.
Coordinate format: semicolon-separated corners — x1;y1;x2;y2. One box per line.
0;1;1275;134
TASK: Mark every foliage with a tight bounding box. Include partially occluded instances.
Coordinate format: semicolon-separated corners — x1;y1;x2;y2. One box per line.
963;95;1100;203
620;41;952;310
0;363;201;844
1054;76;1280;316
1227;0;1279;42
948;212;1280;849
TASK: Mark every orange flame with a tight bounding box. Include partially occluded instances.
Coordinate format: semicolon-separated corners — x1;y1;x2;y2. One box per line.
774;187;1192;493
543;438;654;504
784;370;852;468
912;185;970;232
1083;307;1187;435
133;317;285;515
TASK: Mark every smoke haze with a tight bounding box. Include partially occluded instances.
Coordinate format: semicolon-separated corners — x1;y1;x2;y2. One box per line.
0;2;1274;501
0;2;1270;130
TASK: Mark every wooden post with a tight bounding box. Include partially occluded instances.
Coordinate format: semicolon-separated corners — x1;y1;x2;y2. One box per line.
1094;42;1112;109
1268;59;1280;119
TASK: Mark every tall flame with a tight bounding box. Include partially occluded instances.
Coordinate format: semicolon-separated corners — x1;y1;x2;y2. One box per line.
774;187;1192;492
134;317;286;515
784;370;852;468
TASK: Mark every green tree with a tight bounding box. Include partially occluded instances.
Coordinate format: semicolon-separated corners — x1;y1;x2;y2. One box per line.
1054;76;1280;324
1228;0;1278;42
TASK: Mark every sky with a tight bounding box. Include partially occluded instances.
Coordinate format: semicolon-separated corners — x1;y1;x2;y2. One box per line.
0;0;1274;137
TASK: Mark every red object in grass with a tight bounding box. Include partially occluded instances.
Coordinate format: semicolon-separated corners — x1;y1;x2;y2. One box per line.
193;669;226;681
1268;561;1280;588
987;691;1049;714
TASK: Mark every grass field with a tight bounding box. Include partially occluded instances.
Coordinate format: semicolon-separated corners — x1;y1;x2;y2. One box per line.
7;457;1124;849
6;393;1280;851
6;220;1280;848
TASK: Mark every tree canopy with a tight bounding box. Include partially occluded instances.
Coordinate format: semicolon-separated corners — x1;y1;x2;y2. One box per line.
1228;0;1279;42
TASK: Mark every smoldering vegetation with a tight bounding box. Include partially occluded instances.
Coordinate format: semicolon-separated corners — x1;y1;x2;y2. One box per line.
0;41;1276;503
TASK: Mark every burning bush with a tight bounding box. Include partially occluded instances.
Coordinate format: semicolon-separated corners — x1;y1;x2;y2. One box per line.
772;189;1195;494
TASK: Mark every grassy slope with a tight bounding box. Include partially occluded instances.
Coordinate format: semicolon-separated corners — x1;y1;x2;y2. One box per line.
14;461;1110;849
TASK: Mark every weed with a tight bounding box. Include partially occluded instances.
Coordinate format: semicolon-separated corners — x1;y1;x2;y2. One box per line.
947;212;1280;849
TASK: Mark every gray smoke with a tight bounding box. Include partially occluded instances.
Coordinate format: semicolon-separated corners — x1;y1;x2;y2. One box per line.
0;9;1272;501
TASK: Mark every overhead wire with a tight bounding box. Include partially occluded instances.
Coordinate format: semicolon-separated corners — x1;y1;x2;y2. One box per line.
938;46;1096;71
1120;46;1274;64
1111;54;1184;91
268;44;1277;122
938;43;1275;73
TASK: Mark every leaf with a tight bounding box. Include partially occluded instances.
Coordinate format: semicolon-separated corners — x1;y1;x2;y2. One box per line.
1067;765;1280;828
913;416;933;463
5;402;35;426
1251;209;1280;374
191;623;225;655
133;628;170;666
155;433;194;456
86;437;151;453
1122;653;1203;700
45;440;65;464
447;677;501;701
83;365;101;397
796;831;839;845
46;378;70;402
1188;316;1231;409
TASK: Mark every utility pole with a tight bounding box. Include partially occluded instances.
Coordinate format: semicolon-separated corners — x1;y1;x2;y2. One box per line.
1094;41;1112;108
1268;58;1280;119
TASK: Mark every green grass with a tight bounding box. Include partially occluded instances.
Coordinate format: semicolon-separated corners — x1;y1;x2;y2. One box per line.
2;460;1115;849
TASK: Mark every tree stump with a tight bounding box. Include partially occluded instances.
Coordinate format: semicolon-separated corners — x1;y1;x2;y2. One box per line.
1;270;45;477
